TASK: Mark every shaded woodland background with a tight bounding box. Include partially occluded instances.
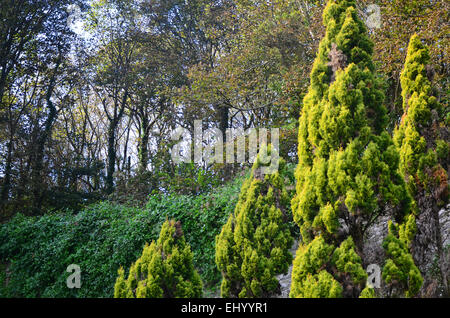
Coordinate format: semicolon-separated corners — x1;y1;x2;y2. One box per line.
0;0;447;217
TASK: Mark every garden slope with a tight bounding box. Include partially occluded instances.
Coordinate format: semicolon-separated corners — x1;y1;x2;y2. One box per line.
0;177;243;298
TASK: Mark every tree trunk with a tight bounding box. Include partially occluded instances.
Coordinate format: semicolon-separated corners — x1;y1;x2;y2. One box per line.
414;192;449;297
1;139;13;203
106;121;117;195
138;120;150;173
219;105;229;142
31;57;61;214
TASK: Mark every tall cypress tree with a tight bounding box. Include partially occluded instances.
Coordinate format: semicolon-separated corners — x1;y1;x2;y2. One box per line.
393;34;449;296
215;145;293;297
290;0;416;298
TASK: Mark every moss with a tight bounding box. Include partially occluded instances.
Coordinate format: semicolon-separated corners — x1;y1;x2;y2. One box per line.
114;220;203;298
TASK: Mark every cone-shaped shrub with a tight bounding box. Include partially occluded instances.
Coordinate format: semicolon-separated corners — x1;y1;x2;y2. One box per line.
394;34;449;190
114;219;203;298
394;34;448;193
392;34;449;296
290;0;415;298
215;145;293;297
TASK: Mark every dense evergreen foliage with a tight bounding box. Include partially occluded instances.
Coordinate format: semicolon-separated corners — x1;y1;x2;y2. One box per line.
216;147;294;297
290;0;419;298
394;34;448;200
114;219;202;298
382;221;422;297
392;34;449;296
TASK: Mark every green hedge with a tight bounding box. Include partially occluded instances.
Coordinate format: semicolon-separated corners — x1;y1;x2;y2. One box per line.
0;177;243;297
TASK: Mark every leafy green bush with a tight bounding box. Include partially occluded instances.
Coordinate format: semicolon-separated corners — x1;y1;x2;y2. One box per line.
0;202;156;297
0;176;244;297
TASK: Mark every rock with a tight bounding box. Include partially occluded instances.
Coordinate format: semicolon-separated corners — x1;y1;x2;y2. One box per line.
440;204;450;247
275;239;299;298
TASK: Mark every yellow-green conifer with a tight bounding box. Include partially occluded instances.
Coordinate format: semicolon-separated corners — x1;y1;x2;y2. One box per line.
382;221;423;297
290;0;416;298
114;219;203;298
215;145;293;297
392;34;448;296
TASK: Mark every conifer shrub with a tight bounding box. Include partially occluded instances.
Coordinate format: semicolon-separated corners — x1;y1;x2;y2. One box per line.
392;34;449;296
394;34;448;201
382;221;423;298
215;146;294;297
290;236;341;298
114;219;202;298
290;0;417;298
